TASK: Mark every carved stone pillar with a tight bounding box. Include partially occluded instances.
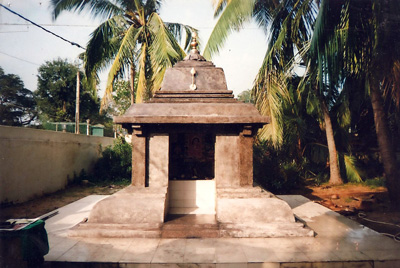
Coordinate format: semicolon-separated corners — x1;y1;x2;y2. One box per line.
215;135;240;188
239;126;254;187
148;134;169;187
131;125;146;187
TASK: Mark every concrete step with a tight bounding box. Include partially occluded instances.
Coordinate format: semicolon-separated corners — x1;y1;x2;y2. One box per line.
69;227;161;238
68;223;162;238
161;227;220;238
162;223;218;230
161;214;220;238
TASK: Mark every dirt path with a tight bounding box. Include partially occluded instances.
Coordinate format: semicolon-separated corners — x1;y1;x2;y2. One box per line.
302;185;400;238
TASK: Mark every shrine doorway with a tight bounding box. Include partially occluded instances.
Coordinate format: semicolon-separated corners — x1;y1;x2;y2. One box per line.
168;133;216;214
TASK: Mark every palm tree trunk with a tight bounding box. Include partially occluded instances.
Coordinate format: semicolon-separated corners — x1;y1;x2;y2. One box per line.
131;62;136;105
370;76;400;208
130;63;136;104
321;99;344;185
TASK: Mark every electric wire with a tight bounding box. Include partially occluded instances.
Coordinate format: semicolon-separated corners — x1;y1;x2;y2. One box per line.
0;30;29;33
0;23;97;27
0;51;40;66
0;3;85;50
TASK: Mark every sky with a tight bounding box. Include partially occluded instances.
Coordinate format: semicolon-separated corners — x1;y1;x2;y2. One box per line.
0;0;267;98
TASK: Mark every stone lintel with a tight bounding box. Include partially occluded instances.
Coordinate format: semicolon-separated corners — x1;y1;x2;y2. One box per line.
114;103;270;125
148;98;238;104
120;117;268;124
152;93;234;99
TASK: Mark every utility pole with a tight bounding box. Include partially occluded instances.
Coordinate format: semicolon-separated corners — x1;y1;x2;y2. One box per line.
75;70;80;134
86;119;90;135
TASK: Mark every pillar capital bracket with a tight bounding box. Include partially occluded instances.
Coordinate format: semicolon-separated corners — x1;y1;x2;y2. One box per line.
132;125;144;136
241;125;253;137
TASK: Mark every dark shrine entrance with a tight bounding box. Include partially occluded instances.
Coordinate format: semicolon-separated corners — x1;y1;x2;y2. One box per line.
168;132;216;215
169;133;215;181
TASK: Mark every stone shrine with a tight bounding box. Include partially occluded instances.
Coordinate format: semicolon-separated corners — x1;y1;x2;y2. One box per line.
70;35;313;238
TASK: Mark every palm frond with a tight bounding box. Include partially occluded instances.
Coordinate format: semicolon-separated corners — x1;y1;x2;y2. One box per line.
265;0;316;72
50;0;123;20
336;96;351;129
133;0;144;11
164;23;198;51
252;1;274;32
100;25;141;110
303;142;328;165
343;154;363;183
305;143;363;183
144;0;162;15
135;42;148;103
203;0;256;60
212;0;231;17
85;15;127;75
382;60;400;109
148;13;186;94
254;70;289;147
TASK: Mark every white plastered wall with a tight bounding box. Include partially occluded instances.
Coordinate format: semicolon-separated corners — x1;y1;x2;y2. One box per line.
0;126;114;204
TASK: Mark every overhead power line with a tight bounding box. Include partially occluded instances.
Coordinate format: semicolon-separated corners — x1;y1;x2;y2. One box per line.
0;51;40;66
0;22;98;27
0;4;86;50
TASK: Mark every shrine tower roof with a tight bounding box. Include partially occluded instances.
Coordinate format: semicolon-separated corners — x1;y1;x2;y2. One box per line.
114;35;269;126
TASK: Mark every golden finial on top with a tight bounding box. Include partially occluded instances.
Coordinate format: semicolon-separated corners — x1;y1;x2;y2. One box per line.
191;32;198;52
184;31;206;61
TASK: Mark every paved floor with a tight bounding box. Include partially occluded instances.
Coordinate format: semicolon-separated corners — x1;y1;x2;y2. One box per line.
43;195;400;267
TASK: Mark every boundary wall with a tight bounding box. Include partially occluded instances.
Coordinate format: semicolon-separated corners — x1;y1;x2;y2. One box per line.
0;126;114;204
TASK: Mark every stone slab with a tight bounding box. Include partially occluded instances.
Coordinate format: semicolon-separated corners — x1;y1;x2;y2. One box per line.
216;188;313;237
41;195;400;267
67;186;168;238
88;186;167;224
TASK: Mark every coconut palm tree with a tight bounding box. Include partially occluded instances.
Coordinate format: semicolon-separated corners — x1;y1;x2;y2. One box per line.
51;0;197;108
205;0;317;142
309;0;400;207
204;0;347;184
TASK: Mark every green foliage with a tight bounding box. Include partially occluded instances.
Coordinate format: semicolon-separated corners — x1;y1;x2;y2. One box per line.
253;140;304;194
0;67;37;126
35;58;97;122
50;0;197;108
364;177;386;188
110;80;132;115
92;138;132;182
341;154;363;183
208;0;398;192
203;0;255;59
237;89;254;103
34;58;114;135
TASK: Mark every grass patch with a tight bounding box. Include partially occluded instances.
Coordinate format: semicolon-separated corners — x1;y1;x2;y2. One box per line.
344;197;354;203
364;177;386;188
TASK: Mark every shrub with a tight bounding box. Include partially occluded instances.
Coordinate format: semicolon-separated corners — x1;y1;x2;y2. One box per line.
253;140;304;194
92;137;132;183
364;177;386;188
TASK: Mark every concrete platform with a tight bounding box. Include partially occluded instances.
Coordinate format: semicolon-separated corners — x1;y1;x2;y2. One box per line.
43;195;400;267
